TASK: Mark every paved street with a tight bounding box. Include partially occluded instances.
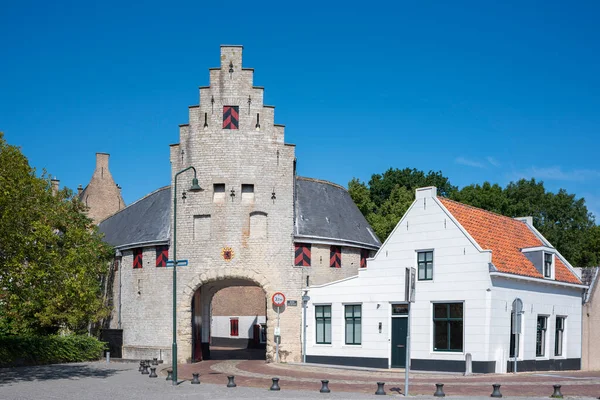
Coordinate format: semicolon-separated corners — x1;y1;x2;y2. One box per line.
1;360;599;400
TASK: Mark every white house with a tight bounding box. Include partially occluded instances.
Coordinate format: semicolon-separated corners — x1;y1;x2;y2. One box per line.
304;187;587;373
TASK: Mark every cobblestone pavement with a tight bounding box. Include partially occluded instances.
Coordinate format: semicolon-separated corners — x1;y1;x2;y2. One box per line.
0;360;599;399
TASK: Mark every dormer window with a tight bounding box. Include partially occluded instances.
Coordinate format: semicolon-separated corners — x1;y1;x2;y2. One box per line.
544;253;553;278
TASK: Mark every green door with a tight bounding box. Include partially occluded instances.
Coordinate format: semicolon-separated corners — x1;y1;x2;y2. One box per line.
391;317;408;368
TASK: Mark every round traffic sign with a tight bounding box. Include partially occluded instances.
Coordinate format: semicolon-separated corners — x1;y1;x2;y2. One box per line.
272;292;286;307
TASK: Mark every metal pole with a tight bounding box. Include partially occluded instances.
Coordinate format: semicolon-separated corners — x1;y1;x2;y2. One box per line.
172;174;178;385
514;332;519;373
276;307;280;363
404;303;411;396
302;293;307;363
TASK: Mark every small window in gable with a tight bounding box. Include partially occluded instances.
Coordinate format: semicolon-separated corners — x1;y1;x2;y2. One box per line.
213;184;225;202
155;245;169;267
242;184;254;203
295;243;311;266
544;253;553;278
223;106;239;130
330;245;341;268
133;248;143;269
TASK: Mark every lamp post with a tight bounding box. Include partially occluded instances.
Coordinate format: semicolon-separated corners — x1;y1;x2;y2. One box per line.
172;166;202;385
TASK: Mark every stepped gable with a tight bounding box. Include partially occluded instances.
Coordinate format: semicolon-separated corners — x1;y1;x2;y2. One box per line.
295;176;381;248
98;186;170;248
438;197;581;284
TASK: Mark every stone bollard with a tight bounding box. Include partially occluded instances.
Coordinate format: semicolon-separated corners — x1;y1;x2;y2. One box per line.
149;367;157;378
320;380;330;393
270;377;281;391
491;384;502;398
141;363;150;375
152;358;158;366
191;373;200;384
227;376;237;388
139;361;144;372
375;382;386;395
166;369;173;381
551;384;563;398
434;383;445;397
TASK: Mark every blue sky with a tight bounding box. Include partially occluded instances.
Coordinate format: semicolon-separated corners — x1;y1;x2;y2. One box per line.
2;1;599;218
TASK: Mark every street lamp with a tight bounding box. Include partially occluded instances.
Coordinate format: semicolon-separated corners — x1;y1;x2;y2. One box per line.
172;166;203;385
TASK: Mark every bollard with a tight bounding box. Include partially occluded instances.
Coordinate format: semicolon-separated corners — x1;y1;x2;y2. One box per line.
152;358;158;366
106;351;110;364
434;383;445;397
551;384;563;398
141;364;150;375
166;369;173;381
270;377;281;391
320;380;330;393
191;373;200;384
491;384;502;398
375;382;386;395
139;361;144;372
227;376;237;388
149;367;157;378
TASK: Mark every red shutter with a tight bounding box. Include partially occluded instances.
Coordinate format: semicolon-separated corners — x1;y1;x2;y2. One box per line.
133;248;143;269
330;245;341;268
223;106;239;129
294;243;311;266
155;245;169;267
230;319;239;336
360;249;369;268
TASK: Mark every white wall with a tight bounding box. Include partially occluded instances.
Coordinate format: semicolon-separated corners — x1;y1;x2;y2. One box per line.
212;315;266;339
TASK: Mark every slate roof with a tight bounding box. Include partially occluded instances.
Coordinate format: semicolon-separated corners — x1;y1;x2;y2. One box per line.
295;177;381;248
438;197;581;284
98;186;170;248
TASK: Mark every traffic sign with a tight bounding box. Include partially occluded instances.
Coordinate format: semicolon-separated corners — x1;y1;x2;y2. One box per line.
272;292;286;307
166;259;189;267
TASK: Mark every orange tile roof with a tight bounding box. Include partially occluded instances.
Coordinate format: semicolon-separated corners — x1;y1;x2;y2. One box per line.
438;197;581;284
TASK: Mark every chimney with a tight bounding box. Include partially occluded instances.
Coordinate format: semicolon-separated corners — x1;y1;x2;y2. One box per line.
415;186;438;199
220;45;244;72
96;153;110;178
51;177;60;196
77;184;83;196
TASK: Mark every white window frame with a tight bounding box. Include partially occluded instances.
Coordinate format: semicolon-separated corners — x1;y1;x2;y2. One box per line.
543;252;554;279
416;249;434;281
343;303;362;346
314;304;332;345
536;315;549;359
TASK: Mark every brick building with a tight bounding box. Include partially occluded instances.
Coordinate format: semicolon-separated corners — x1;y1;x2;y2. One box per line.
93;45;380;363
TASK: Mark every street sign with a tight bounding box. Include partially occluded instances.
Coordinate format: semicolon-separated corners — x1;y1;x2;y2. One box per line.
512;298;523;334
405;267;416;303
302;295;310;302
274;327;281;336
272;292;286;307
287;300;297;306
166;259;189;267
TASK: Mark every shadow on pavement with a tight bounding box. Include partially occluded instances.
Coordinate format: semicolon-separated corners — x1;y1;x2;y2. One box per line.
209;347;265;360
0;364;119;384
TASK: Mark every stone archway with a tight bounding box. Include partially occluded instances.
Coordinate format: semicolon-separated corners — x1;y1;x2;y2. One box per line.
177;268;275;363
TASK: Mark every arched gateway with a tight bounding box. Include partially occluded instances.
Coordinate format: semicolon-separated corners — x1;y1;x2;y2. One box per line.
97;45;380;363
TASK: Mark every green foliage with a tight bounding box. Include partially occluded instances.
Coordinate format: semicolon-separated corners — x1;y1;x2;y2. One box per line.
452;179;598;268
0;132;114;335
0;335;106;367
349;168;456;241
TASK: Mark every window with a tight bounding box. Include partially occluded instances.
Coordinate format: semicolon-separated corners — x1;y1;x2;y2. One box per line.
230;318;239;337
360;249;369;268
555;317;565;356
345;305;361;345
330;246;341;268
295;243;311;266
392;304;409;315
418;251;433;280
315;305;331;344
509;312;517;358
213;184;225;202
241;184;254;202
133;248;143;269
544;253;553;278
155;245;168;267
536;316;548;357
223;106;239;129
433;303;463;352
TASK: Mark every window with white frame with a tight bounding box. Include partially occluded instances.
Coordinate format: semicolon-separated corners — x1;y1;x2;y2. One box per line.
433;303;463;352
345;305;361;345
544;253;553;278
418;250;433;281
555;316;565;356
315;305;331;344
536;316;548;357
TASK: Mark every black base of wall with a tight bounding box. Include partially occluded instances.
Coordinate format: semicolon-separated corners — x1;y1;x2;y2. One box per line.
411;359;496;374
211;337;266;349
306;355;388;369
507;358;580;372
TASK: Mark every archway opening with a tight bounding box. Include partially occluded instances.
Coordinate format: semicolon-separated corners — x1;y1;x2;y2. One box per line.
191;278;267;361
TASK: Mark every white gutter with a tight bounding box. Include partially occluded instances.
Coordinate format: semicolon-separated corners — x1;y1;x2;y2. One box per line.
294;234;380;250
489;272;588;289
115;240;169;251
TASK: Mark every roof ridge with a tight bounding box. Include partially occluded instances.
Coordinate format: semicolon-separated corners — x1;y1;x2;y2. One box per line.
438;196;525;224
297;176;347;191
99;186;170;225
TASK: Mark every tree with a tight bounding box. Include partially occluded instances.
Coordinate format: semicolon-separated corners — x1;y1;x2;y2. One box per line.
0;133;113;335
349;168;456;241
